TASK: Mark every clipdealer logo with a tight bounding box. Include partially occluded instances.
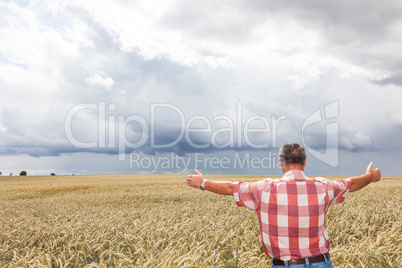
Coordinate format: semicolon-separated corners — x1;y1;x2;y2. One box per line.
64;100;339;171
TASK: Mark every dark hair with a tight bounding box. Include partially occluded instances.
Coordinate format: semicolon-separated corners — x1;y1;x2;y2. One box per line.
279;143;306;166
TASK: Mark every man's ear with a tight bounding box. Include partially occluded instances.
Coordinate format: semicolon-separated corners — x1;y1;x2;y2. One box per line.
279;159;284;168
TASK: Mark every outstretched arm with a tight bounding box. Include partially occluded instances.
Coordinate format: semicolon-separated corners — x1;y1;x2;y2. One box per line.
349;162;381;192
185;169;233;195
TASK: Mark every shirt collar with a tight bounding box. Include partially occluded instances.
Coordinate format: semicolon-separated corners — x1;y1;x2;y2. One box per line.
283;169;305;178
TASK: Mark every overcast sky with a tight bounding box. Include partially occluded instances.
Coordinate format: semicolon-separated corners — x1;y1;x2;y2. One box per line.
1;0;401;176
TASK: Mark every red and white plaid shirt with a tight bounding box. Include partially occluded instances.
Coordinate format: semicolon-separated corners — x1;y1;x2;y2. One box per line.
233;170;351;261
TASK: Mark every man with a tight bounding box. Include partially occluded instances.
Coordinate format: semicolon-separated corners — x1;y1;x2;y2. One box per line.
185;143;381;267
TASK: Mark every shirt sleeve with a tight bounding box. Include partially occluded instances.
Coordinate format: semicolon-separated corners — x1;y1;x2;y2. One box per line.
233;180;268;210
326;178;351;205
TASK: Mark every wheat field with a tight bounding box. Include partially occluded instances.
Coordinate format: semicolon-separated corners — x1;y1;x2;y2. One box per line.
0;174;400;267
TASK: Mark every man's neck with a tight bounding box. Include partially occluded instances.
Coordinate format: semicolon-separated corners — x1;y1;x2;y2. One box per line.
282;164;304;174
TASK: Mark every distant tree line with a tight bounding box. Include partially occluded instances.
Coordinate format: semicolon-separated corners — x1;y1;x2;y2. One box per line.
0;171;63;176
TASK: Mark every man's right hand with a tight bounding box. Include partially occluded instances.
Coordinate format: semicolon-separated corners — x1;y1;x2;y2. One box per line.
366;162;381;182
185;169;234;195
185;169;204;189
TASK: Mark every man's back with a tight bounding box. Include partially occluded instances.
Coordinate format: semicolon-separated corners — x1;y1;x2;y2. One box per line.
234;170;350;261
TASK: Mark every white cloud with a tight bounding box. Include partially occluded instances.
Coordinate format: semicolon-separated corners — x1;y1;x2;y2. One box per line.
60;0;402;86
85;73;115;89
0;123;6;132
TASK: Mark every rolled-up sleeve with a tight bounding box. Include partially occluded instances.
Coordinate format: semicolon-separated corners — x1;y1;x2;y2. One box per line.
233;180;268;210
327;178;351;205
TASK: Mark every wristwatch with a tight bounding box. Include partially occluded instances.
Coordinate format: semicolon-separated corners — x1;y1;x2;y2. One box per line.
200;179;206;191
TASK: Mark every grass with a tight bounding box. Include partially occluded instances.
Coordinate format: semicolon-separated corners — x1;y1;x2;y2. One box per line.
0;174;400;267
